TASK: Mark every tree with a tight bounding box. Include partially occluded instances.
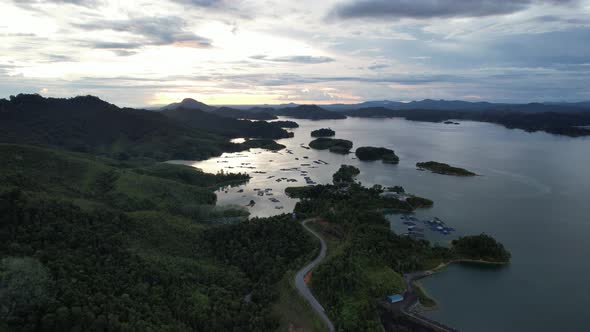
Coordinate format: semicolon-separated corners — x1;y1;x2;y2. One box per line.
0;257;53;321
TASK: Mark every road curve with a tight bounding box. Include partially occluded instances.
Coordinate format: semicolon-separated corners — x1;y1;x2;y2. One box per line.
295;219;336;332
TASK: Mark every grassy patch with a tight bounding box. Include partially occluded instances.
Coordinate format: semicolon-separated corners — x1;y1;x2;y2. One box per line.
365;266;405;296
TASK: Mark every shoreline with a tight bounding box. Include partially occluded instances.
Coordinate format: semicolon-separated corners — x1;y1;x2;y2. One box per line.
383;259;509;331
413;258;509;309
430;258;508;273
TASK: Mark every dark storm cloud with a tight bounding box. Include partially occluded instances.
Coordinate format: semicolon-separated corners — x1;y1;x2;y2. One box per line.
250;55;335;64
75;16;212;49
331;0;579;20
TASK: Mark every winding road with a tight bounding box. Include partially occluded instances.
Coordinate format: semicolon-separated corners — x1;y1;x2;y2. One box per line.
295;219;335;332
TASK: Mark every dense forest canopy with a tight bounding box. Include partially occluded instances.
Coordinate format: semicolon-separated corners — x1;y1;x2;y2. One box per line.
0;144;315;331
269;120;299;128
332;165;360;184
452;234;511;262
311;128;336;137
355;147;400;164
0;93;306;331
309;138;353;154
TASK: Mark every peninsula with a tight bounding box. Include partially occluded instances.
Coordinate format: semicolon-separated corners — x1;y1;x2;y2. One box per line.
285;166;509;331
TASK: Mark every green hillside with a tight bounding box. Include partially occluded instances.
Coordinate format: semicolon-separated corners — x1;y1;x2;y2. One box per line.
0;144;315;331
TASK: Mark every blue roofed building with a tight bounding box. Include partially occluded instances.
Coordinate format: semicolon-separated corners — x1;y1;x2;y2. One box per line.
387;294;404;303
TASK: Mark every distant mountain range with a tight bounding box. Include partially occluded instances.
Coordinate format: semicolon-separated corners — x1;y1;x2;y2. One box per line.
160;99;345;120
161;98;590;114
153;97;590;136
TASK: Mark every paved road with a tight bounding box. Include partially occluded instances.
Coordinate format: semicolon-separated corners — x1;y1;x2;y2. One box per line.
295;219;335;332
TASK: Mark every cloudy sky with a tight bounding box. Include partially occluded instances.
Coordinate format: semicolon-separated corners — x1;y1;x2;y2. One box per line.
1;0;589;106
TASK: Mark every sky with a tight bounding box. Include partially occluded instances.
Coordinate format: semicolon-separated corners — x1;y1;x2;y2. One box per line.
1;0;589;107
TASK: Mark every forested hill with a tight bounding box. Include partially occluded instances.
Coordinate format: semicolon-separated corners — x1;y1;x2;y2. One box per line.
345;107;590;137
213;106;278;120
162;107;292;139
274;105;347;120
160;97;215;112
0;94;290;161
0;94;232;161
324;99;590;113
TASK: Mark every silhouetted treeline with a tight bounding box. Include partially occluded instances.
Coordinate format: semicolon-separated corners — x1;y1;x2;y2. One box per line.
0;94;290;161
274;105;347;120
162;107;292;139
214;106;278;120
269;120;299;128
346;107;590;137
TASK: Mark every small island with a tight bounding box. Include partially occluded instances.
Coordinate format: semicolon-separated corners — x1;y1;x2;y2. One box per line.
270;120;299;128
309;138;353;154
443;120;460;125
356;146;400;164
311;128;336;137
416;161;476;176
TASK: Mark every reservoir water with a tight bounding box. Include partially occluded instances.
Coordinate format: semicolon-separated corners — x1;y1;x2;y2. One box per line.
176;117;590;332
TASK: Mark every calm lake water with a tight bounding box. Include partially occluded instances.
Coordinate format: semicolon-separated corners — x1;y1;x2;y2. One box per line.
177;117;590;332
